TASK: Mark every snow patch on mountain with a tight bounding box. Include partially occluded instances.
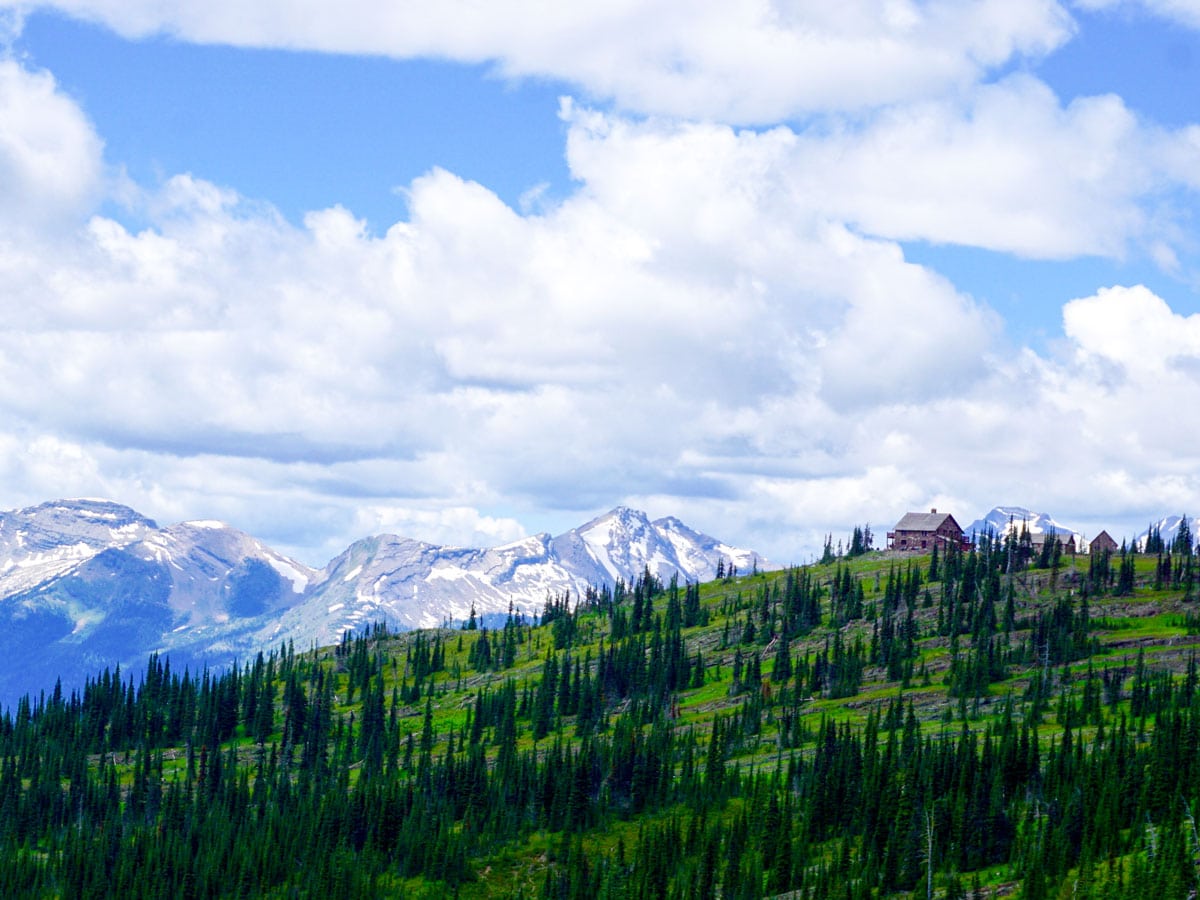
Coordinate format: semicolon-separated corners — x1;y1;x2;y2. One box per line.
262;553;312;594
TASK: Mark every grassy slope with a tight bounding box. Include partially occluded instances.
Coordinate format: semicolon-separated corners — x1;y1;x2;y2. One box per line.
104;549;1200;896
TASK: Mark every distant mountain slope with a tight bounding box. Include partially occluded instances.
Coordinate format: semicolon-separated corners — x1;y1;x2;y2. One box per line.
266;532;566;646
1136;514;1199;552
965;506;1082;543
0;499;157;597
0;501;770;704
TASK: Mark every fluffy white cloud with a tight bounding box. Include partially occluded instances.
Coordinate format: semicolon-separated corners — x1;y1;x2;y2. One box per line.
1;40;1200;566
648;279;1200;556
844;284;1200;543
1045;286;1200;477
787;74;1200;258
565;74;1200;264
1062;284;1200;375
0;59;103;231
352;505;528;549
7;0;1073;120
560;106;1000;411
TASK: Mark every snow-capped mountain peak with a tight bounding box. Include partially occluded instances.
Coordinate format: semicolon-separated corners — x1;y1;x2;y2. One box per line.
1136;514;1199;552
966;506;1080;541
547;507;772;593
569;506;660;583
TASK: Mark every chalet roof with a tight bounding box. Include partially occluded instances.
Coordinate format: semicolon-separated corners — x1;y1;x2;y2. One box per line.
1030;530;1077;546
894;511;960;533
1091;530;1118;546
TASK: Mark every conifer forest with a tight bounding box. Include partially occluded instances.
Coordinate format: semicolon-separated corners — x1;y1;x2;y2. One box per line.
3;527;1200;897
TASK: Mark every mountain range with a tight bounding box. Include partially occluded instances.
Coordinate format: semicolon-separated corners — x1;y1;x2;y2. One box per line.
965;507;1200;552
0;499;769;704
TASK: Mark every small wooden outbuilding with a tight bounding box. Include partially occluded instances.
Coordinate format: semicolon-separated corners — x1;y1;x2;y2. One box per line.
1089;530;1118;555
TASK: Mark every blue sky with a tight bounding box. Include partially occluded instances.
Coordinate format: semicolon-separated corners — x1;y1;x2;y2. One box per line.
17;14;575;228
1;1;1200;565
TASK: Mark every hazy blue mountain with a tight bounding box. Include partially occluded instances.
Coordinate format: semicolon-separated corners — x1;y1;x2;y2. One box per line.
0;500;315;703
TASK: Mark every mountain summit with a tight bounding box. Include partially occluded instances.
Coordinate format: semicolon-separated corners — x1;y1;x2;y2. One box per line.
550;506;766;593
0;500;769;704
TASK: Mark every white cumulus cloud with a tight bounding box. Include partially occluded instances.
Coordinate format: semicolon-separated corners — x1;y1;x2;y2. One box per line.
6;0;1074;120
786;74;1200;259
0;59;103;231
0;9;1197;564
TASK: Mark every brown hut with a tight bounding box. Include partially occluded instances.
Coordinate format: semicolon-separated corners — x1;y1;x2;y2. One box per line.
1089;530;1118;555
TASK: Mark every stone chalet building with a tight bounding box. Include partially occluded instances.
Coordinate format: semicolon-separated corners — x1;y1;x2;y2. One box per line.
887;509;971;552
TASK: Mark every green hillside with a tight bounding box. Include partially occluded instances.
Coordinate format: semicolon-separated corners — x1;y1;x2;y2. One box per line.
2;533;1200;898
